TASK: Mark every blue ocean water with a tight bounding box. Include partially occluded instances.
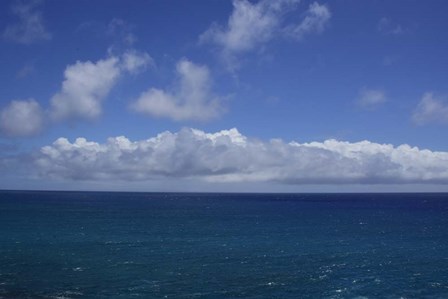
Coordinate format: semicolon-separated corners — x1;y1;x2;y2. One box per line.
0;192;448;298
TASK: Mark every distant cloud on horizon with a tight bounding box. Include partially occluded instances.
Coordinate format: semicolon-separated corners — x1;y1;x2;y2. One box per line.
29;128;448;185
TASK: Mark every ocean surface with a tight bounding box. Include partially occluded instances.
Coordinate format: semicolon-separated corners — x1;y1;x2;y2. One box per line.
1;192;448;298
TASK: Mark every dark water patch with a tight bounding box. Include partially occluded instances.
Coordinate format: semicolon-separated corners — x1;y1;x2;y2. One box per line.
1;191;447;298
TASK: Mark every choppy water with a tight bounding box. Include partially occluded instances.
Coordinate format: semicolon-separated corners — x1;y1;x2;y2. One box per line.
1;191;448;298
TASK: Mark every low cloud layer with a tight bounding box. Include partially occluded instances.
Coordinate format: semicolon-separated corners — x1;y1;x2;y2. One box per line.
34;128;448;184
131;59;223;121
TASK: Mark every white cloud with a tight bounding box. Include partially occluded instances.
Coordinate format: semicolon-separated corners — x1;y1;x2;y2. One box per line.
378;17;403;35
121;49;153;74
34;128;448;184
201;0;295;53
49;57;121;121
3;0;51;44
357;88;386;109
200;0;330;70
131;59;223;121
49;51;152;121
0;50;152;136
413;92;448;125
283;2;331;40
0;99;44;136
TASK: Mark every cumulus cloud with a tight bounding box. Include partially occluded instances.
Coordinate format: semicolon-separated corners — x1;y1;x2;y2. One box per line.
201;0;295;53
0;49;152;137
0;99;44;137
413;92;448;125
50;51;152;121
357;88;386;109
49;57;121;121
34;128;448;184
200;0;330;69
3;0;51;44
131;59;223;121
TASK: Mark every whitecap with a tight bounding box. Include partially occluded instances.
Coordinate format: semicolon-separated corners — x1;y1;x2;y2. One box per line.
64;291;83;295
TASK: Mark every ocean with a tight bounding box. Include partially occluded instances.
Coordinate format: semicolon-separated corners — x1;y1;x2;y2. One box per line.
0;191;447;298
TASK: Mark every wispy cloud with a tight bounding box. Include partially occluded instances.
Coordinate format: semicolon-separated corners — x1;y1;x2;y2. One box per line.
107;18;137;47
3;0;51;44
200;0;330;70
16;63;35;79
0;99;44;137
283;2;331;40
33;128;448;184
357;88;386;109
413;92;448;125
131;59;223;121
121;49;153;74
378;17;404;35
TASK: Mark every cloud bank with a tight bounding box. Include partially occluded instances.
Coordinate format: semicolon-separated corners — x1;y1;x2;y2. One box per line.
34;128;448;184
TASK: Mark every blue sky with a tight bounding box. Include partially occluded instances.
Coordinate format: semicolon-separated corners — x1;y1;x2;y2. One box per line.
1;0;448;192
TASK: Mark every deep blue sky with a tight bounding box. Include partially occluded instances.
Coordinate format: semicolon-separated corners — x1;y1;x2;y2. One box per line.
1;0;448;191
